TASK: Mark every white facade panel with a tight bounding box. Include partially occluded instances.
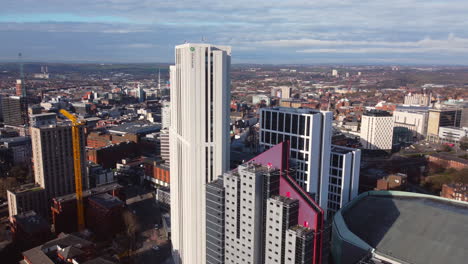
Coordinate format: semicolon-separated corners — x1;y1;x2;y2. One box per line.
328;145;361;219
360;113;394;150
170;43;231;264
393;108;428;140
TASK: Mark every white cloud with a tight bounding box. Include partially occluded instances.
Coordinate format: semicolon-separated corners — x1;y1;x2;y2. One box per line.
1;0;468;63
124;43;157;48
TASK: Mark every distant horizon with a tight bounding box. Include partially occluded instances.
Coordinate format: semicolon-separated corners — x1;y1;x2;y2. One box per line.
2;1;468;65
1;60;468;68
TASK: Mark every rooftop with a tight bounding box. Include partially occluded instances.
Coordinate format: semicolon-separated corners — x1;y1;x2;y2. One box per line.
22;233;93;264
30;113;57;118
430;153;468;165
288;225;313;237
363;110;392;117
0;136;31;146
238;162;273;174
341;192;468;264
395;105;430;112
54;183;122;203
331;145;359;154
270;195;299;206
88;193;124;209
10;183;45;195
13;211;49;234
207;178;224;190
108;121;160;135
266;106;329;115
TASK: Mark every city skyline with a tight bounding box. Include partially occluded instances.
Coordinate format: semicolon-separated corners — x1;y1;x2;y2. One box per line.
2;0;468;64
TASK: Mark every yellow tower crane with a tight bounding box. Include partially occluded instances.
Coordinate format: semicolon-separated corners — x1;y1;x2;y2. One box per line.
59;109;85;231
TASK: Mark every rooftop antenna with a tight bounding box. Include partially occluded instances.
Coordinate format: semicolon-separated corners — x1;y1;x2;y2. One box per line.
202;36;206;42
18;52;26;97
18;52;24;80
158;68;161;90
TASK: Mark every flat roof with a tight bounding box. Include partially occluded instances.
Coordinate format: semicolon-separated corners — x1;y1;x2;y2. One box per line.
363;110;392;117
54;183;122;202
13;211;49;234
266;106;328;115
270;195;298;206
88;193;123;209
331;145;358;154
0;136;31;145
30;113;56;118
108;121;160;135
430;153;468;165
342;194;468;264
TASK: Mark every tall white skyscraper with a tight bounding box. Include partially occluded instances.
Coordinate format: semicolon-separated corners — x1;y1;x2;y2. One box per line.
169;43;231;264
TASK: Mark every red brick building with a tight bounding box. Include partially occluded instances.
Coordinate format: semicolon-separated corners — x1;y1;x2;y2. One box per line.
51;183;124;235
87;131;139;148
375;173;408;191
10;211;52;250
428;153;468;170
441;183;468;202
87;141;139;169
143;160;170;187
85;193;125;240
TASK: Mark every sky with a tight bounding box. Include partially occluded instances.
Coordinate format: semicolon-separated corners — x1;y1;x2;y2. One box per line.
1;0;468;65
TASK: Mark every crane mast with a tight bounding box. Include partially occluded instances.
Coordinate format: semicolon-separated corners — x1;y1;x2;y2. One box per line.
59;109;85;231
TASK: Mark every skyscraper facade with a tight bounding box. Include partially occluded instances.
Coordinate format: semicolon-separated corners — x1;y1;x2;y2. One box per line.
404;93;431;106
169;43;231;264
259;107;332;215
31;118;87;201
328;145;361;219
360;110;394;150
1;96;28;127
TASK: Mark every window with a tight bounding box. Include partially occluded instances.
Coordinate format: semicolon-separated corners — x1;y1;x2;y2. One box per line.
265;111;271;130
292;114;298;134
278;113;284;131
285;114;291;133
272;112;278;130
291;136;297;149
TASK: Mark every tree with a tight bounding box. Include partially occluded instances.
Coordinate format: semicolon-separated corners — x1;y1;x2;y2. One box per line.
8;165;30;183
122;209;140;256
460;136;468;151
0;177;20;199
438;144;452;152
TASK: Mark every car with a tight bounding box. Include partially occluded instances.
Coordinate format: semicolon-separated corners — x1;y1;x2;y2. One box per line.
152;245;159;251
154;224;160;229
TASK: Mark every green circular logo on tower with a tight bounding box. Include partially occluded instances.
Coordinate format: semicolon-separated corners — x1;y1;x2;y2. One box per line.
190;47;195;52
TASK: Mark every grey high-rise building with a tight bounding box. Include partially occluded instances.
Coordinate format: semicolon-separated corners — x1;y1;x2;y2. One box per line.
284;226;315;264
223;163;268;264
160;129;170;165
206;147;325;264
1;96;28;127
206;178;226;264
31;119;87;201
264;195;299;264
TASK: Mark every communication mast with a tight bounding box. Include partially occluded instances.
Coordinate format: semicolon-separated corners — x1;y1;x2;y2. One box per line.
17;52;26;97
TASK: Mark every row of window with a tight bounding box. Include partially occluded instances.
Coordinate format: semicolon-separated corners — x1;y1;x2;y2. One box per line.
262;111;309;136
261;131;310;152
